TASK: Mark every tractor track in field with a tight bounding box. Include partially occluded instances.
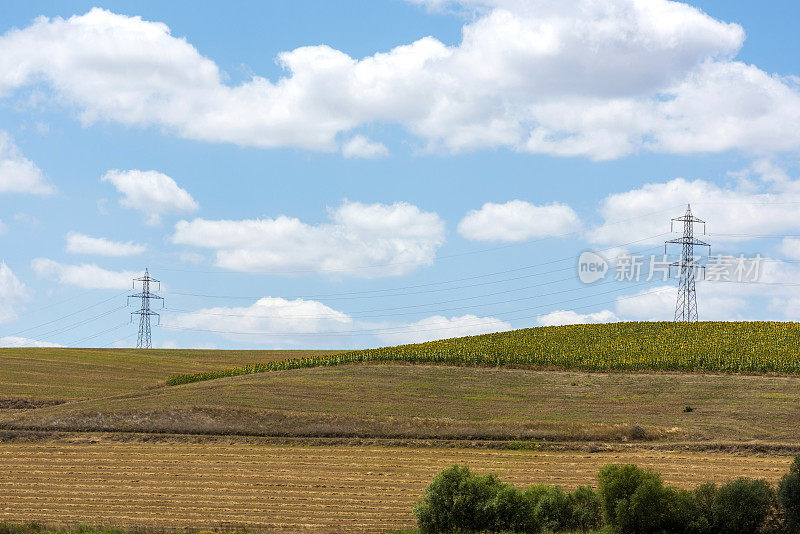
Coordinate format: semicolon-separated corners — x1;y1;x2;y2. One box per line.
0;441;795;532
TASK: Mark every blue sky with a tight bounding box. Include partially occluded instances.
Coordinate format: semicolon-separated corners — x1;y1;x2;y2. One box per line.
2;0;800;349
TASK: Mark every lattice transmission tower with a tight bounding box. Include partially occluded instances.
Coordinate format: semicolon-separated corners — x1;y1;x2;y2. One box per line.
129;268;163;349
665;205;710;322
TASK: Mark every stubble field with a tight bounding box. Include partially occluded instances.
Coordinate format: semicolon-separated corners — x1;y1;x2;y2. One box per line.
0;439;793;533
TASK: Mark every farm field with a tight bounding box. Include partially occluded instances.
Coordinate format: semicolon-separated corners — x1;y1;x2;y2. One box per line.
3;323;800;532
3;364;800;445
168;321;800;385
0;348;341;403
0;439;793;533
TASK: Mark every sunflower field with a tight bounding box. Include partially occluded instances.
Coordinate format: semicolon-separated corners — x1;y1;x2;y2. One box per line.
166;321;800;385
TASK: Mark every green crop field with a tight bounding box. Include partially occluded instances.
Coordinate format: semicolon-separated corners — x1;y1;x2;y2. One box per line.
166;321;800;386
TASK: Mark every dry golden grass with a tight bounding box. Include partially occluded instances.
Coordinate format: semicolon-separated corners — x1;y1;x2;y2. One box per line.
5;364;800;445
0;348;341;402
0;440;793;533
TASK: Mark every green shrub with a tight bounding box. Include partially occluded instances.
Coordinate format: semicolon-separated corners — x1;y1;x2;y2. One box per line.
597;464;709;533
621;476;703;533
778;455;800;531
413;464;504;533
689;482;717;534
570;485;602;532
414;464;785;534
533;485;574;532
491;484;538;533
597;464;662;530
712;477;776;534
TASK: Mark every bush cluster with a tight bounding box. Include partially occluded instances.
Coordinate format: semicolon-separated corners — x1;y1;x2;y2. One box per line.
414;455;800;533
413;465;601;533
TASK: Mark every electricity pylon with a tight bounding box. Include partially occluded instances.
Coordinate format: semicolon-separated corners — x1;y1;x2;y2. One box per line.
665;205;710;322
129;268;163;348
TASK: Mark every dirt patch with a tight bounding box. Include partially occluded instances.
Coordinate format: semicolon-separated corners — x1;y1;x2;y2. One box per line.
0;398;65;410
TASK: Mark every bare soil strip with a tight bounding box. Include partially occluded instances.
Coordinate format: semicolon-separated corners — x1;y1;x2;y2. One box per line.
0;441;793;533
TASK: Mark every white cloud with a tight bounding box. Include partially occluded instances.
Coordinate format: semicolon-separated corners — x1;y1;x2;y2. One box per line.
780;238;800;260
66;232;146;256
535;309;619;327
588;173;800;245
377;314;511;345
0;336;63;348
165;296;509;348
31;258;139;289
101;169;198;225
171;201;446;277
614;282;757;321
0;262;29;325
164;297;354;347
458;200;580;242
341;135;389;159
0;131;55;194
1;5;799;159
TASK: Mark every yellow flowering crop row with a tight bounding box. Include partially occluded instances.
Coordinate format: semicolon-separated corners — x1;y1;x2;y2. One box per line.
166;321;800;385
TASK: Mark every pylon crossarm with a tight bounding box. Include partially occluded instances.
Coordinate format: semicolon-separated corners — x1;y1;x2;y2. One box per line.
665;238;710;247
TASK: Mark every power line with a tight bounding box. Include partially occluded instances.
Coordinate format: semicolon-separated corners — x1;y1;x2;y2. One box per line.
1;290;129;338
163;238;667;302
69;322;131;347
156;207;684;276
708;233;800;239
33;305;127;341
161;279;658;337
164;275;618;320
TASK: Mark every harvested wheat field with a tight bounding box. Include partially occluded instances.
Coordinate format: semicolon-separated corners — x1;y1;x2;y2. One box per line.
0;439;793;533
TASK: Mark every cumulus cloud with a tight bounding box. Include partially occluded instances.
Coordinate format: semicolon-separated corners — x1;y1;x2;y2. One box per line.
0;131;55;194
614;284;752;321
164;296;509;347
171;201;446;277
377;314;511;345
0;262;29;325
102;169;198;225
587;172;800;245
458;200;580;242
780;238;800;260
1;4;798;159
31;258;139;289
341;135;389;159
535;309;619;327
66;232;146;256
0;336;63;348
164;297;353;346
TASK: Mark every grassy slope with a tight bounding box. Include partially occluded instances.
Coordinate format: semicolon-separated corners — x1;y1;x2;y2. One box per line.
5;364;800;444
166;321;800;385
0;347;342;401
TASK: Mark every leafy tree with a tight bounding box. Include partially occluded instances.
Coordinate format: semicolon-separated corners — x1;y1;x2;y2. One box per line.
491;484;538;533
597;464;662;531
778;455;800;532
413;464;504;533
571;485;603;532
534;485;574;532
713;478;776;534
